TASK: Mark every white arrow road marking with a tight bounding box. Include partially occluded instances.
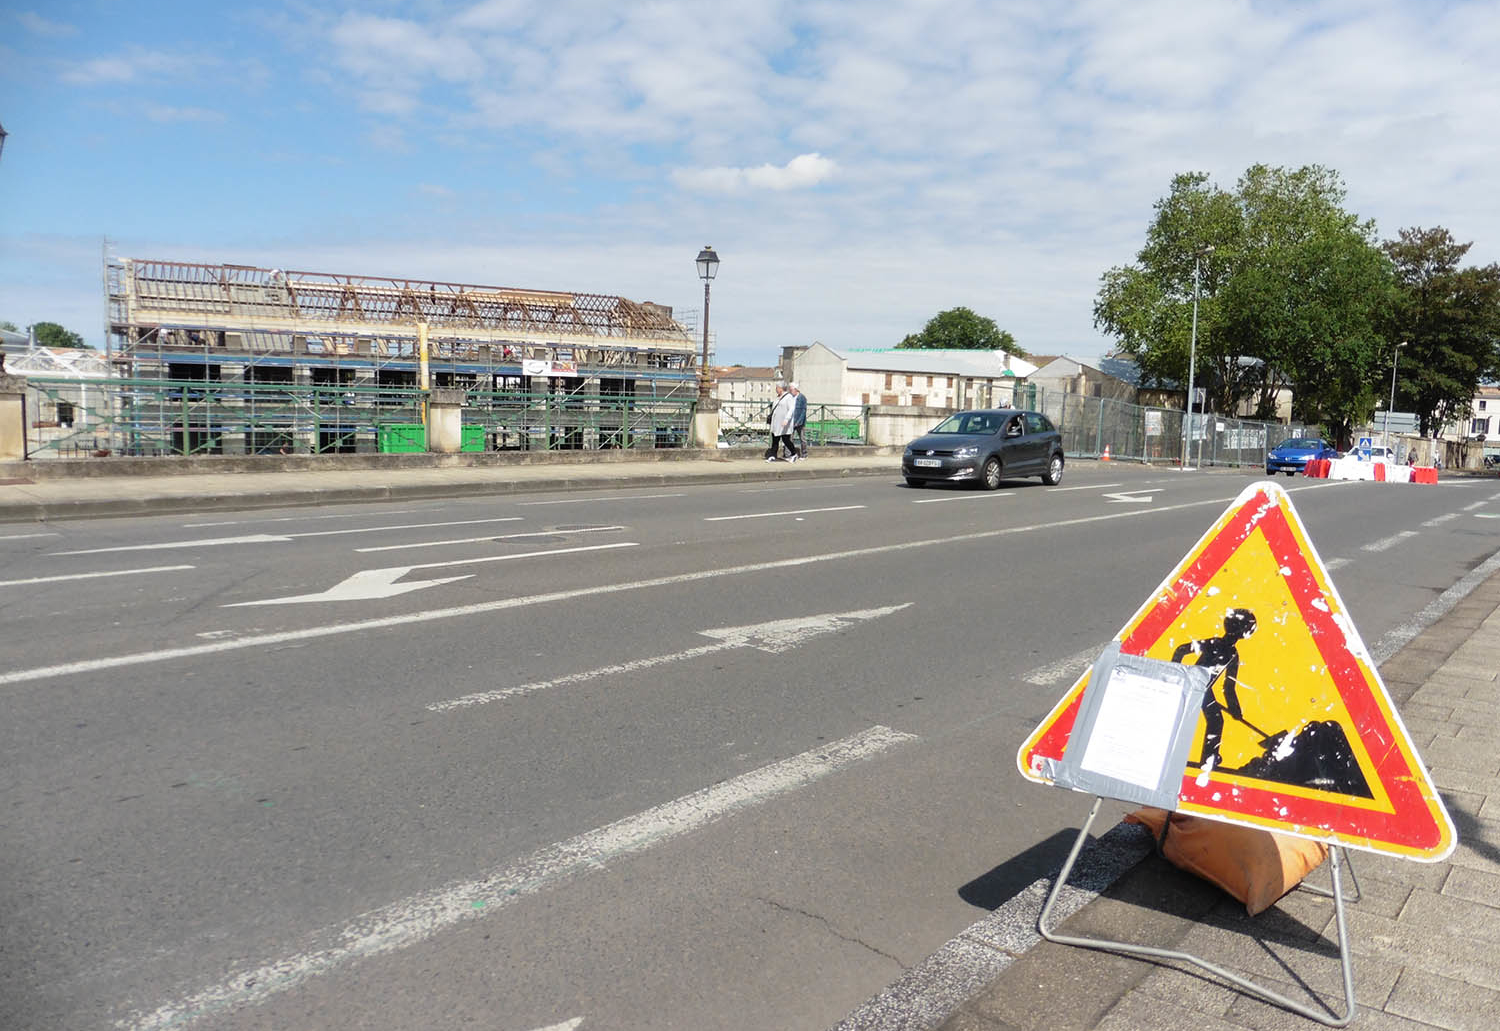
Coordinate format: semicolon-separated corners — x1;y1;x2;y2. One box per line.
115;725;919;1031
56;533;293;554
357;525;624;554
0;564;195;588
242;568;476;604
54;518;526;555
912;492;1014;504
1102;490;1159;503
428;604;911;712
704;504;865;521
226;542;639;607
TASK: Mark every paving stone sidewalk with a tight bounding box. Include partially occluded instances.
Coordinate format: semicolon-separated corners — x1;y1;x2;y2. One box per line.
937;566;1500;1031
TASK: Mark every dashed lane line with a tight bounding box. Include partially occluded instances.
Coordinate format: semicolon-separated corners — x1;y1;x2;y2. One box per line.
117;725;920;1031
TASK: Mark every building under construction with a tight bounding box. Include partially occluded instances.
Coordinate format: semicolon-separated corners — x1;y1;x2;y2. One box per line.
88;257;705;456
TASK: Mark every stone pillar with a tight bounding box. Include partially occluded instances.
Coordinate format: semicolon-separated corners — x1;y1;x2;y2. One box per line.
426;388;466;453
692;397;721;449
0;367;26;461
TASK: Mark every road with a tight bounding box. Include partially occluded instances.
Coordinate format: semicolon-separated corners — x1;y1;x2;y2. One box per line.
2;465;1497;1030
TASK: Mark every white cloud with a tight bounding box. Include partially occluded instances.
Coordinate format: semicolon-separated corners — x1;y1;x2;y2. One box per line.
673;153;837;193
144;105;224;124
16;10;76;37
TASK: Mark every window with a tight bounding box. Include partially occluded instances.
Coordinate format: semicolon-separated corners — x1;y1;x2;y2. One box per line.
1025;412;1055;434
1471;417;1491;436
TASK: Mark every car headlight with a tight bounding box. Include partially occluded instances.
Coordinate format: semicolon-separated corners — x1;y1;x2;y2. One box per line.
903;445;914;457
953;446;979;459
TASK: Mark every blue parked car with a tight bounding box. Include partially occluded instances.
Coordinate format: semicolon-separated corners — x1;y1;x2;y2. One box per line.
1266;437;1339;476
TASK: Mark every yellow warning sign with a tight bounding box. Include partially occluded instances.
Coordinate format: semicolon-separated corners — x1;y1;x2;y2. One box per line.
1018;481;1455;860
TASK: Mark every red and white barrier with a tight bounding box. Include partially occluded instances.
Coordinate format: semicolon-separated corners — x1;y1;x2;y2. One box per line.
1300;457;1437;484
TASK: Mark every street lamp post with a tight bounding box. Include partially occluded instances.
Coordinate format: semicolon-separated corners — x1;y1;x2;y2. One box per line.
1182;245;1213;469
695;246;720;404
1383;340;1407;450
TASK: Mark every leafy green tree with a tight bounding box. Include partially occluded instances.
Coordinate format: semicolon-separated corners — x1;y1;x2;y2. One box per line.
1382;227;1500;437
1094;165;1393;446
0;320;18;332
897;307;1024;356
30;322;89;349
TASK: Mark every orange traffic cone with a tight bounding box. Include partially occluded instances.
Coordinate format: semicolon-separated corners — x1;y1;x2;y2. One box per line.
1101;444;1111;461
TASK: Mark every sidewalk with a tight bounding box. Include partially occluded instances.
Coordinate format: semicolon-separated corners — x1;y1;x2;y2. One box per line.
931;563;1500;1031
0;448;903;522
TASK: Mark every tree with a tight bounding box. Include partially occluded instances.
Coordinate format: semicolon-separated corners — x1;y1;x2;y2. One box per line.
1382;227;1500;437
30;322;89;349
1094;165;1394;447
0;320;18;332
897;307;1025;356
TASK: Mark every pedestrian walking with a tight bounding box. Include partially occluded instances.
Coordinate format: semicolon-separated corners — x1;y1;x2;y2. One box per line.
790;382;808;459
765;382;797;461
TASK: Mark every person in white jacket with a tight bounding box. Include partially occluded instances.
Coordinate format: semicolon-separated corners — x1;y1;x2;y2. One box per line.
765;383;798;462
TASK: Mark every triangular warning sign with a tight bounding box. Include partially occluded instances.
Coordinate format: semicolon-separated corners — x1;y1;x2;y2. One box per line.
1017;481;1456;861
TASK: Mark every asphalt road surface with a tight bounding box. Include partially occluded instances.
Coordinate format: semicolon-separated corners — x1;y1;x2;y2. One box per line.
3;465;1497;1030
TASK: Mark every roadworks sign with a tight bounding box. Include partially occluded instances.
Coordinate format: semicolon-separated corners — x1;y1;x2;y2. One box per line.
1018;481;1456;861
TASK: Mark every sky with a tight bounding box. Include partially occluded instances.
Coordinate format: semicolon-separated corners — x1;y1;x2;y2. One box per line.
2;0;1499;369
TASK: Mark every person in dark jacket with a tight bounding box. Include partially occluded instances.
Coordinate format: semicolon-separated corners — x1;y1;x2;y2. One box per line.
790;382;808;459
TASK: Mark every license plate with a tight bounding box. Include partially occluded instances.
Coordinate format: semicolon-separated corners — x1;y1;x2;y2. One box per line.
913;458;941;468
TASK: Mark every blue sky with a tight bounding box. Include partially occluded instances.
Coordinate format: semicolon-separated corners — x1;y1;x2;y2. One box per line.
3;0;1499;367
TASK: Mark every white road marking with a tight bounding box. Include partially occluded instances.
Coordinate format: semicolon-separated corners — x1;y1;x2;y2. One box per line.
1102;490;1158;504
1463;500;1488;511
519;493;684;505
1363;530;1418;552
116;726;919;1031
704;505;865;521
1046;483;1122;492
1422;513;1459;526
1325;556;1351;570
0;488;1371;688
912;493;1014;504
1021;644;1105;686
55;518;525;555
56;533;293;554
357;525;625;554
526;1020;582;1031
183;509;422;527
225;542;639;607
0;531;60;541
429;604;911;711
0;564;195;588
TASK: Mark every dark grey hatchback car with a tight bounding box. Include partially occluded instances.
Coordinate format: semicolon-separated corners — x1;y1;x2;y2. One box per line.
901;408;1065;489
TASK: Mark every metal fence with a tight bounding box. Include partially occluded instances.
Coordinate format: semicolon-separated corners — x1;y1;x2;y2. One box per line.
20;376;695;458
716;399;869;449
1035;388;1293;470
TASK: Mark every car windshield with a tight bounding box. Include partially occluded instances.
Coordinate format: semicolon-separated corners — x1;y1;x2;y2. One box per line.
1277;438;1321;450
930;413;1002;435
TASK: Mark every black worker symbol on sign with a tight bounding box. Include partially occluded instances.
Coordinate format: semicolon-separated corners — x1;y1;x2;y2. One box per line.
1171;607;1372;798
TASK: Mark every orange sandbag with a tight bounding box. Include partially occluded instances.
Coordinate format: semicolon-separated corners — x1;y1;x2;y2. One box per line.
1126;807;1329;916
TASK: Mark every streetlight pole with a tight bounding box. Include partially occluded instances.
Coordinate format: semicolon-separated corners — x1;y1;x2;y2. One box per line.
1383;340;1406;450
1182;245;1212;469
695;246;720;405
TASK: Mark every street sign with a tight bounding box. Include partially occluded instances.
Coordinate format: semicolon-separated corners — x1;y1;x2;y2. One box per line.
1018;481;1455;860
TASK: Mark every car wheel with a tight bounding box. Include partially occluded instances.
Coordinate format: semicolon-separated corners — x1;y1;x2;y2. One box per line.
1041;454;1064;486
905;477;924;488
981;456;1003;490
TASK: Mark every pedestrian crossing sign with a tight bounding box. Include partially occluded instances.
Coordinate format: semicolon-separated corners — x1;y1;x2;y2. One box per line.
1017;481;1456;860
